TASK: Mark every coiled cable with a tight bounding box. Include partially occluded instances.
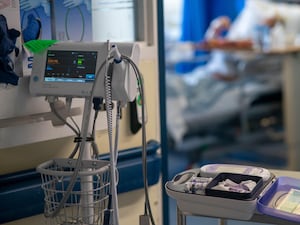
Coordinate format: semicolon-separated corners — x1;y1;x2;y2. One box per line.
104;61;120;225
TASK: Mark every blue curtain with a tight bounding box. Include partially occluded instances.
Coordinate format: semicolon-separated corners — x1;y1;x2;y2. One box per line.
176;0;245;74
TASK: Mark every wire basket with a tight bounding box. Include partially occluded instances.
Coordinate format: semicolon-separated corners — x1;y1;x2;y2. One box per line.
37;158;110;225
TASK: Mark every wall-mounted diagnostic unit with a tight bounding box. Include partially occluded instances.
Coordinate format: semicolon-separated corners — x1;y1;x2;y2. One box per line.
30;41;140;102
29;41;145;225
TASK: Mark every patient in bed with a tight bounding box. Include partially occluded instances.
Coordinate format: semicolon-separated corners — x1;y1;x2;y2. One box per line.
167;0;300;144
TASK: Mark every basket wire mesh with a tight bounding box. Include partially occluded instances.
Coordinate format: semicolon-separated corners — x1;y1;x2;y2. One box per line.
37;158;110;225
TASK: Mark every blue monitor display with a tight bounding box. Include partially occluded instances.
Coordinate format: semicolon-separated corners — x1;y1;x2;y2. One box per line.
44;50;98;83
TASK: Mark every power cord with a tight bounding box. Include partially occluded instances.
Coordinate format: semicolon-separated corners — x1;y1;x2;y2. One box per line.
91;97;104;158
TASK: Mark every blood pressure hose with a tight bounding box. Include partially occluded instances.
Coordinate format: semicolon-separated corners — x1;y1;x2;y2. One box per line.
104;61;120;225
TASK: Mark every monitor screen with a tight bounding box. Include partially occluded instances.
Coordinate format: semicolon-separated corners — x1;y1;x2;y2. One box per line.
44;50;98;83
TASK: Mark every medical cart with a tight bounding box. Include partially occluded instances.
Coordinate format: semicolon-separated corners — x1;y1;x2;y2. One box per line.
166;164;300;225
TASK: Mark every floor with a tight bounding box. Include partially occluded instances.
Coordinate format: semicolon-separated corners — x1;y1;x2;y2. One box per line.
167;140;287;225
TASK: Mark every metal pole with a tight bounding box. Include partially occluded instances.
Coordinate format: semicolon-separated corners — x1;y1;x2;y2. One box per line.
80;97;94;224
177;206;186;225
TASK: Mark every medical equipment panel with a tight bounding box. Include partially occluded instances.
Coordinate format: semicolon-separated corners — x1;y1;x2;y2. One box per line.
43;50;98;83
30;42;103;97
30;42;139;102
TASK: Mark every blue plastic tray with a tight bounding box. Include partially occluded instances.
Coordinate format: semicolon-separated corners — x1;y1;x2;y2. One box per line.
257;176;300;223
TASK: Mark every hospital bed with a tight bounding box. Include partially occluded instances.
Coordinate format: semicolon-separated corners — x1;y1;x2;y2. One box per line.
166;0;300;167
166;48;285;168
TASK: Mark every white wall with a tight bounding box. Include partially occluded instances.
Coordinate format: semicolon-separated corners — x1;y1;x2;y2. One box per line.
163;0;183;41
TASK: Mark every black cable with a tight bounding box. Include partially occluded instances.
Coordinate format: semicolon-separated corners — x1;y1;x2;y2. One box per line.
70;116;81;135
91;97;102;156
68;142;80;159
91;109;100;157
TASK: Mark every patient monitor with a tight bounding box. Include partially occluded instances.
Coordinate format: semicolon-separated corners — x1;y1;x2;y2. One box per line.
30;42;140;101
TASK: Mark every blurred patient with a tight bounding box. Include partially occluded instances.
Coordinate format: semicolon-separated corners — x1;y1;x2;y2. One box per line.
166;0;293;142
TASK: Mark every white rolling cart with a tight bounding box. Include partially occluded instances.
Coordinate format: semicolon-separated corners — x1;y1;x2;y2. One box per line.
166;164;300;225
